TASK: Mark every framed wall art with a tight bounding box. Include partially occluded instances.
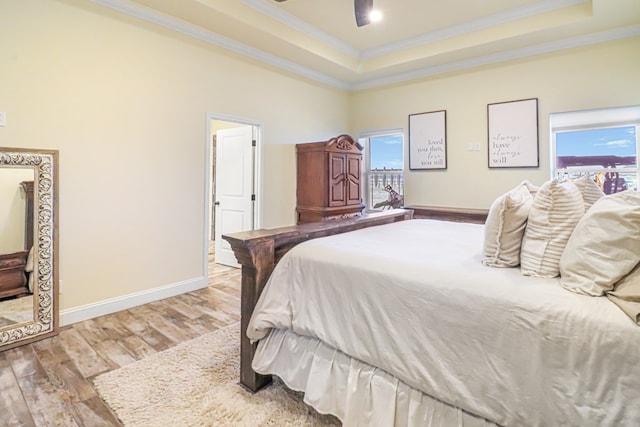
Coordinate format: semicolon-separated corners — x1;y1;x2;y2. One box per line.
487;98;539;168
409;110;447;170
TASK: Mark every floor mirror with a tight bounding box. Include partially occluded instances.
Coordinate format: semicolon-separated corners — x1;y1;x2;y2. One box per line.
0;147;58;350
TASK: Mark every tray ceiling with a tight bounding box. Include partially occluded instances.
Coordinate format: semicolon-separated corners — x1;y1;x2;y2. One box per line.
92;0;640;90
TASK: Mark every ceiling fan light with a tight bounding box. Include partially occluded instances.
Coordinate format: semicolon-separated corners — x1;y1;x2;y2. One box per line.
369;10;382;23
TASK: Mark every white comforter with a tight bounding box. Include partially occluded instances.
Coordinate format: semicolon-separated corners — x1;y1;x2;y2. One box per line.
247;219;640;426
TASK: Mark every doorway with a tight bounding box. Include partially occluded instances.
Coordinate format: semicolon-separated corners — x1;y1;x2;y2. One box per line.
205;115;261;268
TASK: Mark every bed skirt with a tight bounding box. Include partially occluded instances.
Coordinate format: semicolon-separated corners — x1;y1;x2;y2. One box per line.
253;328;498;427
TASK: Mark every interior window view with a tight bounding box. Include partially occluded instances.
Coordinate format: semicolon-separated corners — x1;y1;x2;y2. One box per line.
552;106;640;201
364;133;404;210
2;1;639;426
555;125;638;193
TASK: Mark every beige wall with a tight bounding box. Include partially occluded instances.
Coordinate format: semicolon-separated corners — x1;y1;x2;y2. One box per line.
2;0;638;319
0;0;349;311
0;168;34;253
351;36;640;209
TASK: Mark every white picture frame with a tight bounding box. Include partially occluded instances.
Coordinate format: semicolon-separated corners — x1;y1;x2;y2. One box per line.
488;98;539;168
409;110;447;170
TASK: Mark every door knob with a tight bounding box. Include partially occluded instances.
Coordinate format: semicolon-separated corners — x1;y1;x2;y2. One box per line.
214;201;220;206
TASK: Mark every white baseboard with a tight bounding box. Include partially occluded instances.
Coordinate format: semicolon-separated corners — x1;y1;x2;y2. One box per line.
60;276;208;326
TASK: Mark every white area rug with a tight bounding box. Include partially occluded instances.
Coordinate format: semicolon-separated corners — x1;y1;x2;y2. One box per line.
93;323;340;426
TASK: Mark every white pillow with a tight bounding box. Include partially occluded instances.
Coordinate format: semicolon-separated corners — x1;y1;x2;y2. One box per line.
523;180;540;197
482;181;535;267
520;179;584;278
571;174;605;212
607;263;640;325
560;190;640;296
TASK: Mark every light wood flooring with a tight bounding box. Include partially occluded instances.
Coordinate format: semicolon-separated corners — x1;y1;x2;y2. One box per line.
0;243;241;426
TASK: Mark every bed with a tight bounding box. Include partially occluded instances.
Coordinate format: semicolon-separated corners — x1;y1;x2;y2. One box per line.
223;208;640;426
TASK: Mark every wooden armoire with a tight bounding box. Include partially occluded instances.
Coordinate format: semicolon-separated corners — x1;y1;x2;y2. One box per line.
296;134;365;223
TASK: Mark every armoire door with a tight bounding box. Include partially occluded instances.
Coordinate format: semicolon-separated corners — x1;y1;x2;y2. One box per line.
346;153;362;205
329;152;346;206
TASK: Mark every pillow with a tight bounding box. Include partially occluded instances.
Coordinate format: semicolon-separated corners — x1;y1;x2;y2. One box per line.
523;180;540;197
607;263;640;325
25;246;34;273
482;181;535;267
571;174;605;212
26;247;35;293
520;179;584;278
559;190;640;295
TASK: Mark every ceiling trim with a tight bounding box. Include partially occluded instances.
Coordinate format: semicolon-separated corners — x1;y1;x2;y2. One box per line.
90;0;351;90
90;0;639;92
352;24;640;91
240;0;360;58
239;0;591;60
362;0;589;59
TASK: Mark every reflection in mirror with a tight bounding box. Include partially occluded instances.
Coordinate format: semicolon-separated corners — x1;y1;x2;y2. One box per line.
0;168;35;328
0;148;58;350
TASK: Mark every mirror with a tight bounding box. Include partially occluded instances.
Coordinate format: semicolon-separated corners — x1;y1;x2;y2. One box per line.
0;148;58;350
0;169;34;327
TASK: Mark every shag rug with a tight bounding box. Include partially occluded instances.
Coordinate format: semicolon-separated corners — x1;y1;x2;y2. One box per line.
93;323;340;426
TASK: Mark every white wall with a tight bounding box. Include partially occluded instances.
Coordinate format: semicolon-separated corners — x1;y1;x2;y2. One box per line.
0;0;349;315
351;36;640;209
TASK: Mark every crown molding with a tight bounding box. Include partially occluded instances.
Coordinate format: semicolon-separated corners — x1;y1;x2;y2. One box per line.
362;0;589;59
352;25;640;91
240;0;360;58
90;0;351;90
242;0;590;61
90;0;638;92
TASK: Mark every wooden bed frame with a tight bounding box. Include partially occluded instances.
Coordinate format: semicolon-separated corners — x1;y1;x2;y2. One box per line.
223;207;488;392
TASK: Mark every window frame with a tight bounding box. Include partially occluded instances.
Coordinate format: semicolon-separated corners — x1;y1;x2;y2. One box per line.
359;129;405;211
550;106;640;192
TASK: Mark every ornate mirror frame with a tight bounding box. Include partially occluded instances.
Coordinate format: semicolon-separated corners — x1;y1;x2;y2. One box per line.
0;147;59;350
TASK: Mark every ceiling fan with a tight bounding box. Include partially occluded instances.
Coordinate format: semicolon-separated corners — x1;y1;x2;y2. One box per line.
273;0;374;27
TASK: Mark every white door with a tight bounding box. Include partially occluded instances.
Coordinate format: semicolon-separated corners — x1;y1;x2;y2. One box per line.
214;126;254;267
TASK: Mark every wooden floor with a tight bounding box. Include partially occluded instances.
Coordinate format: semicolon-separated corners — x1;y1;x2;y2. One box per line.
0;243;241;426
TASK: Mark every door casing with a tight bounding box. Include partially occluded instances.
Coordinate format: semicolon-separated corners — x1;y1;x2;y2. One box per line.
204;114;262;273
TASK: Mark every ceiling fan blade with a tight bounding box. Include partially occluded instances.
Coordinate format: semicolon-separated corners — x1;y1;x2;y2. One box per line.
355;0;373;27
274;0;372;28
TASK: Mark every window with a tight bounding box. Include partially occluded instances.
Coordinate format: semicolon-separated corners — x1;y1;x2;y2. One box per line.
360;131;404;210
551;106;639;194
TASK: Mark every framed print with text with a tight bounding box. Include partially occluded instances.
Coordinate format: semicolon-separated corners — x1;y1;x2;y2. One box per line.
409;110;447;170
488;98;539;168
